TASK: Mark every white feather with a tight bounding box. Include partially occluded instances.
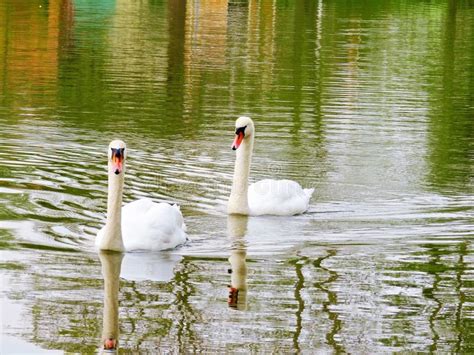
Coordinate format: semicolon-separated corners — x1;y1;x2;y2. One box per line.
248;179;314;216
97;198;187;251
96;140;187;252
228;117;314;216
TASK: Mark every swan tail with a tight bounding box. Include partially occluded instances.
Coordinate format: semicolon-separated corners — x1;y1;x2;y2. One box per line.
171;203;187;233
304;188;315;199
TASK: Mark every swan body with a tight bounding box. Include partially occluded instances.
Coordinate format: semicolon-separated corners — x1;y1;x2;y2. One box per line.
96;198;187;251
228;117;314;216
120;198;186;251
248;179;314;216
96;140;187;252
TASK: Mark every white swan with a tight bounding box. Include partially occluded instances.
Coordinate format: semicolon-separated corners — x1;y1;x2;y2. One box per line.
228;116;314;216
96;140;187;252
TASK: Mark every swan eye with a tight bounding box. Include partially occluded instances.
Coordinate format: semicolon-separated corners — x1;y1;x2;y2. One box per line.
235;126;246;136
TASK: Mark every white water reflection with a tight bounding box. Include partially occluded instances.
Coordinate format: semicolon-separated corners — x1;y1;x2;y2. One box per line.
121;252;182;282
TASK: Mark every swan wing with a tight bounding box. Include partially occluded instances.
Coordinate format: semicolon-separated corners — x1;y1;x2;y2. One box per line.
248;179;313;216
121;198;187;251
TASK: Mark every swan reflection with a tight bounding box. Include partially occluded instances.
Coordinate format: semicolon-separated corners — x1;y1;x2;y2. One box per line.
227;215;249;310
98;249;183;352
120;252;182;282
99;250;123;353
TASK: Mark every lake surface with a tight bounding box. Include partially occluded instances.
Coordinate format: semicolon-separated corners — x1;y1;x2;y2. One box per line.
1;0;473;352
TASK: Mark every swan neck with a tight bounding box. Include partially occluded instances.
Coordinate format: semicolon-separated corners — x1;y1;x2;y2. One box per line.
100;167;125;251
229;135;253;214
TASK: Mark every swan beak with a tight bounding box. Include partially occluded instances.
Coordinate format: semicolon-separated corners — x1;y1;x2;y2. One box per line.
232;132;244;150
228;286;239;307
111;148;124;175
112;157;123;175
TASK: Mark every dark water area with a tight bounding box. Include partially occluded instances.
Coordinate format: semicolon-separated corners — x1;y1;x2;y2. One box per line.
1;0;473;352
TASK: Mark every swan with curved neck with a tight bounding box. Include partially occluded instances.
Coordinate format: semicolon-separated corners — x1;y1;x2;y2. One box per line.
96;140;187;252
228;116;314;216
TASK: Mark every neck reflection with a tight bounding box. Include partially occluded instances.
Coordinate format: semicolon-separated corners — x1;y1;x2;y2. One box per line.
227;215;249;310
99;250;123;353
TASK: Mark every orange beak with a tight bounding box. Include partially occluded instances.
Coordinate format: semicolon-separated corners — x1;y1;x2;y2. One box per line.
111;148;124;175
232;132;244;150
228;286;239;308
104;338;117;350
112;156;123;175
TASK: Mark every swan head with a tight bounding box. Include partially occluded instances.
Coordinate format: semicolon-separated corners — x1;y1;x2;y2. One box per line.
108;140;127;176
232;116;254;150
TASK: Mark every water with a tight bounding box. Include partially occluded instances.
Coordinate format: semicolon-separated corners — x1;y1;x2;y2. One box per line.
1;0;473;352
